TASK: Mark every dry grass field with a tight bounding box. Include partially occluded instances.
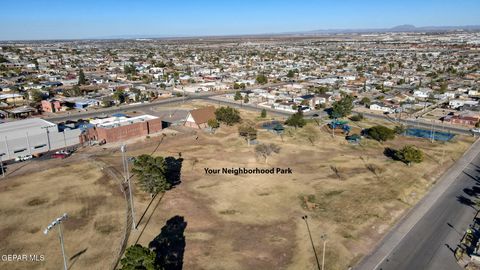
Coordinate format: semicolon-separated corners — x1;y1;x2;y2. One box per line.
0;161;125;270
98;104;475;270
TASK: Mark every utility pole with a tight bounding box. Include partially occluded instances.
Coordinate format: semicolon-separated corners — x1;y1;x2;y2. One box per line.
41;125;56;151
44;213;68;270
302;215;321;270
121;145;136;229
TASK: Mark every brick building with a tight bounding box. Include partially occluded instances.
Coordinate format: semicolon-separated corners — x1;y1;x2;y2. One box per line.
80;115;162;144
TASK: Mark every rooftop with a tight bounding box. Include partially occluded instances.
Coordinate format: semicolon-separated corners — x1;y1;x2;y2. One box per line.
0;118;56;137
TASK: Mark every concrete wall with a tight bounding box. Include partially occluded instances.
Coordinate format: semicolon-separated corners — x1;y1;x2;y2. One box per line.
0;128;81;160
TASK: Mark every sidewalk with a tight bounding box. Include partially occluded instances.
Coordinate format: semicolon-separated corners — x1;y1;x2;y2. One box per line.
356;137;480;270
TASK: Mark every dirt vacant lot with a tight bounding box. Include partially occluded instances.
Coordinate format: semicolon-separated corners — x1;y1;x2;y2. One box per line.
0;160;125;270
97;104;475;270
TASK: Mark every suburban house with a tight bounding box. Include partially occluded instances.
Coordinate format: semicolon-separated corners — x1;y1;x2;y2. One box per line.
41;99;64;113
443;114;479;126
449;99;479;109
184;106;216;129
369;102;397;114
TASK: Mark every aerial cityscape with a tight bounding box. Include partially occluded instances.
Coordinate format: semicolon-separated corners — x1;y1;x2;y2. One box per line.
1;1;480;270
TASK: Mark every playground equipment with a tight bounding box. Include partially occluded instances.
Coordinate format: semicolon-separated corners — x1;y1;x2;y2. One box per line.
260;121;285;135
329;119;351;135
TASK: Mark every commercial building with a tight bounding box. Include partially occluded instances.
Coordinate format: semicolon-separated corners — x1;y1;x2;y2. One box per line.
0;118;81;160
80;114;162;144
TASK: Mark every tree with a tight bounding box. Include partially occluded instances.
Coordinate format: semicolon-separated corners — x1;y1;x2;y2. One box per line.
78;69;86;85
64;86;81;97
360;97;371;107
395;145;423;166
207;118;219;132
255;143;280;163
132;155;171;196
234;91;242;101
113;90;126;103
285;111;306;129
287;70;295;78
349;113;364;122
120;244;156;270
30;89;44;102
331;95;354;118
366;125;395;142
238;121;257;145
243;95;249;104
255;74;268;84
215;106;241;126
260;109;267;118
124;64;137;75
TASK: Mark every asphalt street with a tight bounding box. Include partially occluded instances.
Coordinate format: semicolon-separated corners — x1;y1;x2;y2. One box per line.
357;139;480;270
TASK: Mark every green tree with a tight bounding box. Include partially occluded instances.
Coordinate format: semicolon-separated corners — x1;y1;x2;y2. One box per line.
113;90;126;103
124;64;137;75
132;155;171;196
366;125;395;142
234;91;242;101
395;145;423;166
64;86;81;97
285;111;306;129
260;109;267;118
238;120;257;145
331;95;354;118
78;69;86;85
360;97;371;107
243;95;249;104
120;244;157;270
215;106;241;126
255;74;268;84
30;89;44;102
207;118;219;130
287;70;295;78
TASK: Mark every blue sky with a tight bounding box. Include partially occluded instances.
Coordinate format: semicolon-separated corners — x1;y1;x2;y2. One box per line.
1;0;479;40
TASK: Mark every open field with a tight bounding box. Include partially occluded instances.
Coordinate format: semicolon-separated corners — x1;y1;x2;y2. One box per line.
96;103;475;270
0;160;125;270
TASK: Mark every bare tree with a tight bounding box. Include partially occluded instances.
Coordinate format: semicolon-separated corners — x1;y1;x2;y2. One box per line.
255;143;281;163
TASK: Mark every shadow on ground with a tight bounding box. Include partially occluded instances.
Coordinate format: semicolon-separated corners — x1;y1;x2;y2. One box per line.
149;215;187;270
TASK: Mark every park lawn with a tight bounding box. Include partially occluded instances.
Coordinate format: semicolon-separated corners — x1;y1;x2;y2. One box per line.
98;103;474;270
0;161;125;270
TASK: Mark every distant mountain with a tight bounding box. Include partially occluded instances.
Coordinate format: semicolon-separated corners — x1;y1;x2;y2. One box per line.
305;24;480;35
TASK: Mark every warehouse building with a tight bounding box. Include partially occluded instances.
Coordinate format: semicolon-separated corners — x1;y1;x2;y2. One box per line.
0;118;81;161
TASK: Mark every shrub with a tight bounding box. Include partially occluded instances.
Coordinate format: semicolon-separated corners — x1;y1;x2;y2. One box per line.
366;125;395;141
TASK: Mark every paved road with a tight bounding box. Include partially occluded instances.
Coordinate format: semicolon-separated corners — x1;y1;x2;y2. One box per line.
356;139;480;270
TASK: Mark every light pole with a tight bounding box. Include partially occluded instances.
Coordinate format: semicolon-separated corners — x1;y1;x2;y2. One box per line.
302;215;321;270
321;234;327;270
121;144;136;229
44;213;68;270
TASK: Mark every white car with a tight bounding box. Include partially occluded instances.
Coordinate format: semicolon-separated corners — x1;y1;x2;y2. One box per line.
471;128;480;133
15;155;33;162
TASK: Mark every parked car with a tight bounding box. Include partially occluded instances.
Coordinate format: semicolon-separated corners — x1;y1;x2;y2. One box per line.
15;155;33;162
51;153;68;159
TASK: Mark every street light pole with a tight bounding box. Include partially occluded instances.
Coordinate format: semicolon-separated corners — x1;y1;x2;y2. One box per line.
121;145;136;230
44;213;68;270
302;215;321;270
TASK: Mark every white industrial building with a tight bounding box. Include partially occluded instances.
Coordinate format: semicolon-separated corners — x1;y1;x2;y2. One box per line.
0;118;81;161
